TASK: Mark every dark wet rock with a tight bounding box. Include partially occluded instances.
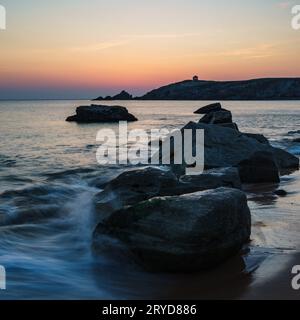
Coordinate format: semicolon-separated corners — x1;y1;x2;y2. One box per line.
93;90;133;101
272;147;299;171
177;122;272;171
218;123;239;131
154;121;298;181
93;167;179;218
174;167;242;195
199;110;232;125
274;189;288;197
66;105;138;123
93;187;251;272
238;151;280;183
242;133;270;145
94;166;244;219
194;102;222;114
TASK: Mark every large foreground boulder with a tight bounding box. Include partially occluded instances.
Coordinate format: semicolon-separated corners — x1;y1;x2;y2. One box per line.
66;104;138;123
93;187;251;272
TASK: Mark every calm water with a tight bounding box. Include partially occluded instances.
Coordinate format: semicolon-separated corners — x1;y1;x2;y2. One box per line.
0;100;300;299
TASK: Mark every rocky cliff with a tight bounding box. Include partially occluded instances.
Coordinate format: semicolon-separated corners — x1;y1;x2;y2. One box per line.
140;78;300;100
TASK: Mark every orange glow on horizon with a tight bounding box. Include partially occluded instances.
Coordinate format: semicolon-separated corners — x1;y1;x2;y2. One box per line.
0;1;300;98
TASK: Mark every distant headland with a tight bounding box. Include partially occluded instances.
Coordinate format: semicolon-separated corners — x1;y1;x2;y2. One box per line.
93;77;300;101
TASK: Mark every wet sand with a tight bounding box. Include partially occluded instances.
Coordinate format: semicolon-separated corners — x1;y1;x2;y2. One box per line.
241;253;300;300
240;171;300;300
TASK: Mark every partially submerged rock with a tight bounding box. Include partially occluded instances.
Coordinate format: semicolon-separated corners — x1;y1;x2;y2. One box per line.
93;187;251;272
154;121;299;182
181;121;271;169
66;104;138;123
196;103;239;130
194;102;222;114
238;151;280;184
272;147;299;171
274;189;288;197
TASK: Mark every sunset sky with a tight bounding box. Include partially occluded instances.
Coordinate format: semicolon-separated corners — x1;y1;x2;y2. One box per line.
0;0;300;99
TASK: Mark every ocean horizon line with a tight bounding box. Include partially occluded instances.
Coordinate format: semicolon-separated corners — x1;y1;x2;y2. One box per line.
1;98;300;102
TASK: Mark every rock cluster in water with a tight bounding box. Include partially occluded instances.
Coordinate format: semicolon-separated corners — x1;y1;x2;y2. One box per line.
66;104;138;123
92;102;299;273
159;104;299;183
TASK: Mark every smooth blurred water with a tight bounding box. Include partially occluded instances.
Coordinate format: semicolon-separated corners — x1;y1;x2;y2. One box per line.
0;100;300;299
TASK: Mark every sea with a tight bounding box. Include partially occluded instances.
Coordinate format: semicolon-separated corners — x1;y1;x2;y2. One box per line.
0;100;300;299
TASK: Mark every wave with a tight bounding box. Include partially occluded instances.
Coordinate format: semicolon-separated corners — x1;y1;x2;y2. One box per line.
0;154;17;168
288;145;300;156
0;183;77;226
